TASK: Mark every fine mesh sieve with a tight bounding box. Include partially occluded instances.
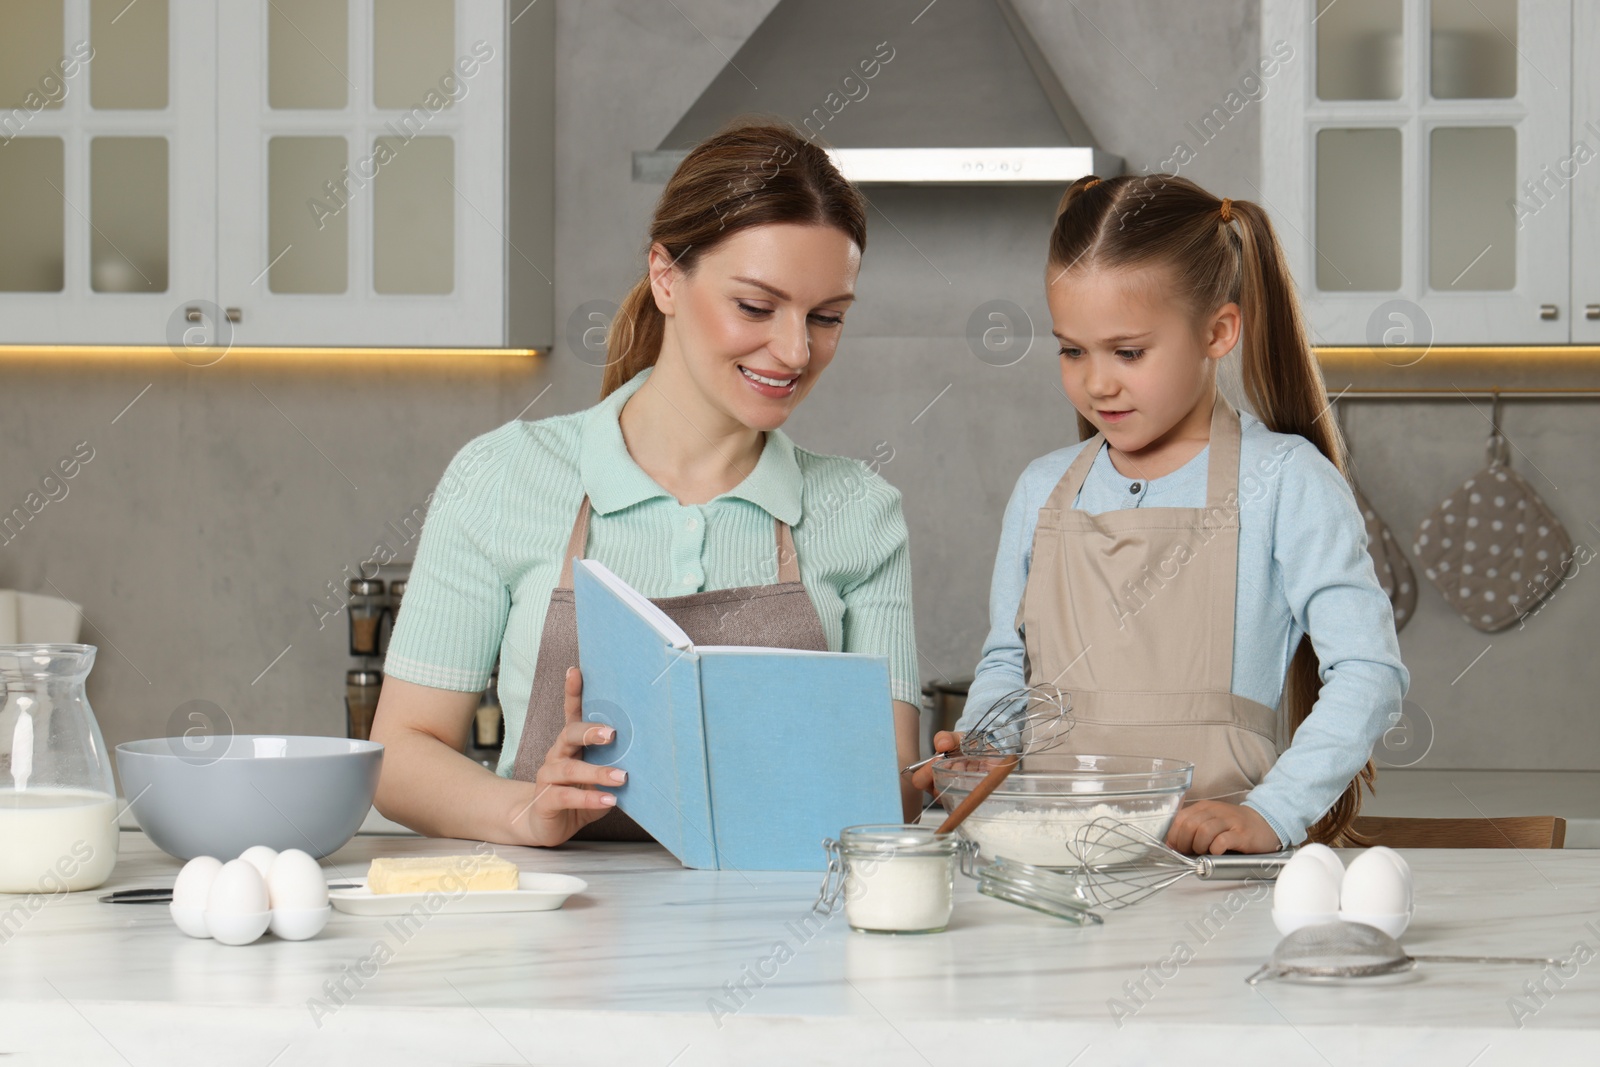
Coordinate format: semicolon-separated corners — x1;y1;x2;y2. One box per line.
1246;920;1559;985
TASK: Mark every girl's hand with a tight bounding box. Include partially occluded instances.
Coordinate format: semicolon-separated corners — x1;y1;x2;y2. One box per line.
514;667;627;847
909;730;961;795
1165;800;1281;855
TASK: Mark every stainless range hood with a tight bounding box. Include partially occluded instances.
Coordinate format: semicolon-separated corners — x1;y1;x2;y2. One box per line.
634;0;1122;185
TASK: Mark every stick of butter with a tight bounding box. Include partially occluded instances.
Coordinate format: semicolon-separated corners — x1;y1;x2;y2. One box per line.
366;855;520;895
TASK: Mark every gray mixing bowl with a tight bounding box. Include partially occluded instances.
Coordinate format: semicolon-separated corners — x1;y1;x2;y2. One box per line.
115;735;383;860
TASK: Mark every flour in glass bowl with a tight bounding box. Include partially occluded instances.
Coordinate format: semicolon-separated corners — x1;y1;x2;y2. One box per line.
959;804;1175;868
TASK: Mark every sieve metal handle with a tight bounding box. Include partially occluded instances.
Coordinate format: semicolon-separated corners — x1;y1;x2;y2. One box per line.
1409;953;1559;966
1196;852;1293;881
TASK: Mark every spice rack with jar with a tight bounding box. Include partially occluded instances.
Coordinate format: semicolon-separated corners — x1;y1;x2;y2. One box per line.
340;561;504;770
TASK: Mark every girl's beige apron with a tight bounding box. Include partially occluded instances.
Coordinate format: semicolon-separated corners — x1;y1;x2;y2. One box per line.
510;497;828;840
1017;396;1280;804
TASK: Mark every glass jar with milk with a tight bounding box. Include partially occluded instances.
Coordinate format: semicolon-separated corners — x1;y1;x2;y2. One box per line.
0;645;119;893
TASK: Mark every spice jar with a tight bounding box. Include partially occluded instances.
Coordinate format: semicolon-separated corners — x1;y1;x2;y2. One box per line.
815;824;964;934
347;578;385;656
474;669;503;749
381;579;407;654
345;669;382;741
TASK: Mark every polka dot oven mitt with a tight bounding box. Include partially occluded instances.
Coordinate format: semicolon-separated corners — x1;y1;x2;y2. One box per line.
1356;485;1417;631
1412;432;1573;633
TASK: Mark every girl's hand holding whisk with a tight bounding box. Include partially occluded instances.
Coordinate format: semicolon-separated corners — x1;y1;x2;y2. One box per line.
908;731;960;793
1165;800;1280;856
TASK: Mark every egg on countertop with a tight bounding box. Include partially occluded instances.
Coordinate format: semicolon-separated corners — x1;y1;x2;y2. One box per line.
267;849;330;911
207;858;270;914
238;845;279;881
1341;848;1412;915
1292;842;1345;884
1273;853;1342;914
1362;845;1413;887
171;855;223;910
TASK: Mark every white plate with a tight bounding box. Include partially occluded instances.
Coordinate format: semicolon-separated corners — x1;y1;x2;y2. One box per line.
328;872;587;916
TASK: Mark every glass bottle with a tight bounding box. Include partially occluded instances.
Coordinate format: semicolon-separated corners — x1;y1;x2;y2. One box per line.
474;669;502;750
380;578;407;654
0;644;120;893
345;669;382;741
347;578;384;656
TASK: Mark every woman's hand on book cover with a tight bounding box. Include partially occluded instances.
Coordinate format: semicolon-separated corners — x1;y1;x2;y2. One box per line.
515;667;628;847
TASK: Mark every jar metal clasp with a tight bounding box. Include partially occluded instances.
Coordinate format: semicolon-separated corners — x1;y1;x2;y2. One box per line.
813;836;845;915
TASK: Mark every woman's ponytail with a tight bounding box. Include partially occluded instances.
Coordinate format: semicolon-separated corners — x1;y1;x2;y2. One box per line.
601;276;665;399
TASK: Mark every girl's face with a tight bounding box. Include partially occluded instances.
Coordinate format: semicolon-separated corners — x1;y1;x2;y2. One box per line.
1046;264;1240;458
649;222;860;432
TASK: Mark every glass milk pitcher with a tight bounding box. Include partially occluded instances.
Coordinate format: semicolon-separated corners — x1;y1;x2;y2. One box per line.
0;645;119;893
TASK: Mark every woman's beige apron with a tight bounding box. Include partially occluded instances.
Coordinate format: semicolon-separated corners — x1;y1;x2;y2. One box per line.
1017;396;1280;804
510;496;828;840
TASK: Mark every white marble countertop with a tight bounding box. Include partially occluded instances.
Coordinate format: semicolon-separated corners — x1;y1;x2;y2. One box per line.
1;830;1595;1065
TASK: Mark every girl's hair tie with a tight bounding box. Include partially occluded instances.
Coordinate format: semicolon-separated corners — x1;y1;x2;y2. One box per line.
1219;197;1234;223
1083;177;1102;190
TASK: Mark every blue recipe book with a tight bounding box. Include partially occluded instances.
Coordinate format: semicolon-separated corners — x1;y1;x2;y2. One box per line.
572;558;903;871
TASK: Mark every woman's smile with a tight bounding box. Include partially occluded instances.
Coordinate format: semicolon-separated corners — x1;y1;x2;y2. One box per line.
737;364;801;397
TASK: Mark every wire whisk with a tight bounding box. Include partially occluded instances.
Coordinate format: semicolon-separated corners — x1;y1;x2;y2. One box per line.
1064;817;1293;910
902;683;1073;775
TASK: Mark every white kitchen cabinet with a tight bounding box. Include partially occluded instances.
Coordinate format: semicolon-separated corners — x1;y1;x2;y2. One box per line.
0;0;508;348
0;0;216;345
216;0;505;346
1262;0;1574;346
1571;1;1600;344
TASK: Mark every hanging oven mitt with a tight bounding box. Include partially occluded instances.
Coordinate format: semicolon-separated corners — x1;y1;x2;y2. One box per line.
1354;485;1417;631
1412;417;1573;632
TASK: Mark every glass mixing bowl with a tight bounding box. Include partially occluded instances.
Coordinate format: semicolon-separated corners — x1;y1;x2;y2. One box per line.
931;754;1194;869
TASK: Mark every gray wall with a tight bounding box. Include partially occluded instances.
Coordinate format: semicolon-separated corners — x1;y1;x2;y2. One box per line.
2;1;1594;784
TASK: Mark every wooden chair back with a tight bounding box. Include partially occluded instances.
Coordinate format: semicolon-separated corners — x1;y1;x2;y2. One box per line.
1350;815;1566;849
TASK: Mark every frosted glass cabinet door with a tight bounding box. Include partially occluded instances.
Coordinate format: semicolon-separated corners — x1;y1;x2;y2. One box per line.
1572;3;1600;344
0;0;217;345
215;0;505;346
1262;1;1572;345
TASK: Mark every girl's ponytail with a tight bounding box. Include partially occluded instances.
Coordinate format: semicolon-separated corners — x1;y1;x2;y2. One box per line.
1230;200;1371;848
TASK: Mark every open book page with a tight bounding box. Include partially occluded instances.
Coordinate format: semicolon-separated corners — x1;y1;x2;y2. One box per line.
575;559;693;649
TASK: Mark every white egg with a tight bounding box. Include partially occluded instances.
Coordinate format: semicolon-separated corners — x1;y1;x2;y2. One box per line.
1292;842;1345;885
171;856;223;910
266;849;329;911
1274;855;1341;914
1341;849;1412;915
1363;845;1412;887
207;858;269;914
238;845;279;880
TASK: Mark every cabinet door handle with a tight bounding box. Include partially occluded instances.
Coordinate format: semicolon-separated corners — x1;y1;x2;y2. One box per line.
1586;304;1599;320
225;307;242;323
185;306;202;323
1539;304;1559;320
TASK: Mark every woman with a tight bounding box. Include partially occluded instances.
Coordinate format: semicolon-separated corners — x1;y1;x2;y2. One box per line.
372;124;923;848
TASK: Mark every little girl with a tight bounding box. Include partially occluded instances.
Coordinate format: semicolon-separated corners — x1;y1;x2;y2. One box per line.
937;174;1407;853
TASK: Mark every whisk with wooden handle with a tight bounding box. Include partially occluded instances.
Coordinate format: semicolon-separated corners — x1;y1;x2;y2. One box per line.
902;684;1073;776
1065;816;1294;910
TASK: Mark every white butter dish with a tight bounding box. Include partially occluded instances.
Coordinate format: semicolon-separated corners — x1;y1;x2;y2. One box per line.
328;872;587;916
